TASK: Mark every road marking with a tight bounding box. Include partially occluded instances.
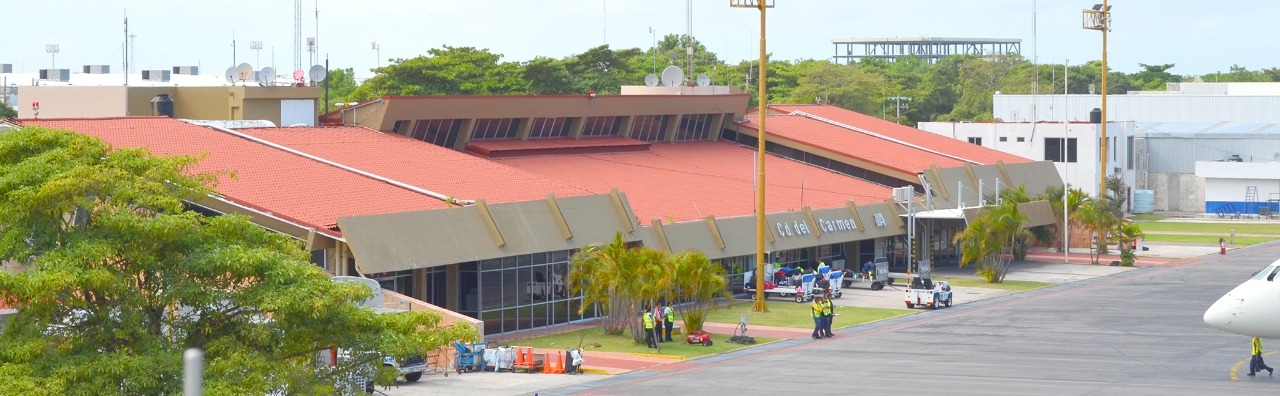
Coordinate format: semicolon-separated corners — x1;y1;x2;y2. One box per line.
1232;350;1278;380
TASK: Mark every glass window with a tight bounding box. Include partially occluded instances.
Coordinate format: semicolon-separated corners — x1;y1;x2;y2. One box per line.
1044;138;1078;163
528;117;572;139
411;119;461;148
581;116;621;137
630;115;669;142
471;118;519;140
967;137;982;145
675;113;718;141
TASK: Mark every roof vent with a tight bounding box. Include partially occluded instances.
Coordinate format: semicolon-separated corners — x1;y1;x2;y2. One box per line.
82;65;110;74
141;70;171;82
1227;154;1243;162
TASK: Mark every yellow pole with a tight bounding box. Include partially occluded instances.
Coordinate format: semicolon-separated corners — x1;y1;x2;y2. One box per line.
752;2;769;312
1099;0;1109;199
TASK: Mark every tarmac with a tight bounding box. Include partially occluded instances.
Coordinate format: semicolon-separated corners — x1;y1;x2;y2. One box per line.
381;241;1226;396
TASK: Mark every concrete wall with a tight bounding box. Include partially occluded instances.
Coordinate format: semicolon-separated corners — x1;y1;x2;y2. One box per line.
1147;172;1205;212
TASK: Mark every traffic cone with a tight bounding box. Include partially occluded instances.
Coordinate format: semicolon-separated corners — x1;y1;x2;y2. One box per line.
514;346;528;367
542;350;555;374
554;353;566;374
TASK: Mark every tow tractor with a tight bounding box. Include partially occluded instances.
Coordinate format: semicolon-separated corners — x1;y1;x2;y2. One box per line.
904;275;952;309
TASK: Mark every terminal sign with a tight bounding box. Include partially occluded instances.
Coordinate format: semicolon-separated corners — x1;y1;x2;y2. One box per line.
775;220;811;237
817;217;857;232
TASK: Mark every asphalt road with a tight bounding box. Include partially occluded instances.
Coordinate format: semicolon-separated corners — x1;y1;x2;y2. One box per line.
542;243;1280;396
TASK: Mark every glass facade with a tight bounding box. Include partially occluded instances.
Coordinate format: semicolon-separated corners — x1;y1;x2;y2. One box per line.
458;250;597;335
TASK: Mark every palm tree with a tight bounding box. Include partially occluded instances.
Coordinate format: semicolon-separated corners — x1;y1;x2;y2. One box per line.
568;233;638;336
1114;220;1145;266
667;251;730;332
953;198;1027;283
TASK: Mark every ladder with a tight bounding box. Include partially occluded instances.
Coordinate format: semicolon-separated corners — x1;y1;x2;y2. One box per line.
1245;186;1259;217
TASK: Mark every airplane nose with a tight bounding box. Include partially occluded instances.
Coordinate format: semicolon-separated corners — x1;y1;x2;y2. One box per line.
1203;300;1234;328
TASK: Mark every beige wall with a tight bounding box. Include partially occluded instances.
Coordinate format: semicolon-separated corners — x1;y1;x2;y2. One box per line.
19;86;127;118
16;85;320;126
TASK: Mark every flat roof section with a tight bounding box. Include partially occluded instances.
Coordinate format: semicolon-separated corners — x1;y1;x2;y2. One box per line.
15;118;453;237
236;126;594;204
491;140;894;224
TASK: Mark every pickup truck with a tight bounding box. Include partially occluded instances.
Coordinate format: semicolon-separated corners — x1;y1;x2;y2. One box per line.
904;277;952;309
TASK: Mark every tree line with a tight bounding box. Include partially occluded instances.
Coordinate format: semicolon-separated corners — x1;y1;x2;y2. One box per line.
323;34;1280;125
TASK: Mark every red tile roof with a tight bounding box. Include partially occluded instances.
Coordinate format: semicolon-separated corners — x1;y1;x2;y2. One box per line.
745;104;1030;175
491;141;893;223
236;126;593;203
15;118;452;237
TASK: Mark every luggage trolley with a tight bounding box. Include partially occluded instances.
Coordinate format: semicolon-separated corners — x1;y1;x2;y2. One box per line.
453;341;487;373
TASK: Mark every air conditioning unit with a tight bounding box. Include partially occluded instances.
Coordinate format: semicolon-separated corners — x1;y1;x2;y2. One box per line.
141;70;171;82
171;66;199;75
892;187;914;203
38;69;70;82
0;64;12;73
82;65;110;74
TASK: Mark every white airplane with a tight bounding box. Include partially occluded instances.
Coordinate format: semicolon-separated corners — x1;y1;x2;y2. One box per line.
1203;258;1280;338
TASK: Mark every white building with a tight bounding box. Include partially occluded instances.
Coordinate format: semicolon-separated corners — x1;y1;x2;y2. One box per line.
917;121;1133;200
993;82;1280;124
1195;161;1280;217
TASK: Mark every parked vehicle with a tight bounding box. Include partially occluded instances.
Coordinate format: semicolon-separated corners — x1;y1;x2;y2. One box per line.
904;277;952;309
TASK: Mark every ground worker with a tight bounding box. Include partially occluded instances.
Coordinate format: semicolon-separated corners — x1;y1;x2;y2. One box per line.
642;306;658;348
810;296;826;339
663;304;676;342
820;296;835;338
652;303;665;343
1250;336;1274;376
1220;237;1227;255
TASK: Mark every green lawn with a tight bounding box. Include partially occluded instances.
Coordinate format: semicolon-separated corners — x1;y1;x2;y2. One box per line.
1130;222;1280;236
933;277;1051;291
1140;234;1276;246
703;300;910;330
500;326;777;359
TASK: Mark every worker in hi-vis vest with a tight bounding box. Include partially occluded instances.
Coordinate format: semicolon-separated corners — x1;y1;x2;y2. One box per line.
642;307;658;348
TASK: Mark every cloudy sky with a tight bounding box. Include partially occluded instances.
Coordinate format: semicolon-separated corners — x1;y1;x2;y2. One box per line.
9;0;1276;79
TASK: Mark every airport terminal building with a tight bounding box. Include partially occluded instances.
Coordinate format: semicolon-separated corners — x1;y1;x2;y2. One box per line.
14;93;1061;336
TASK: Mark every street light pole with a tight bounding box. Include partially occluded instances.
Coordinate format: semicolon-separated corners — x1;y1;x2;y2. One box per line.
1083;2;1112;199
649;27;657;75
731;0;774;313
371;42;381;69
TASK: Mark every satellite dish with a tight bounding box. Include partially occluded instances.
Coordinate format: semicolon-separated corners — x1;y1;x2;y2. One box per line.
696;74;710;87
236;63;254;81
293;69;305;81
308;64;328;83
660;65;684;87
224;67;237;84
644;73;659;87
258;67;275;84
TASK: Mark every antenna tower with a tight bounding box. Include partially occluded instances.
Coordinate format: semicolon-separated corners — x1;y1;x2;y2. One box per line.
685;0;694;77
294;0;303;72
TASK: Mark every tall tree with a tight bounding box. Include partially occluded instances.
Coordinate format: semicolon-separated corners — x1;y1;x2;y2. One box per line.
0;126;476;394
787;60;886;116
351;46;526;101
0;102;16;119
565;45;645;95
